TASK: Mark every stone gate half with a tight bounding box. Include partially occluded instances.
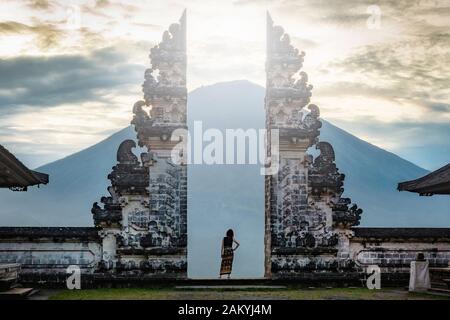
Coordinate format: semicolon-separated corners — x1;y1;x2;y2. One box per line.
91;11;188;278
264;14;363;279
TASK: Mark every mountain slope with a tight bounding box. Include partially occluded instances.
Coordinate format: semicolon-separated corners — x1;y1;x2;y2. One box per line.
0;80;448;278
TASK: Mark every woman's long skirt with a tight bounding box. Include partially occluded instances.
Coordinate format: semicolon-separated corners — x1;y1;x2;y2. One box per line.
220;248;234;275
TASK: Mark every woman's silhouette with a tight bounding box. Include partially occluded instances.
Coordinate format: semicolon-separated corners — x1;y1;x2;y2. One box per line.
219;229;240;279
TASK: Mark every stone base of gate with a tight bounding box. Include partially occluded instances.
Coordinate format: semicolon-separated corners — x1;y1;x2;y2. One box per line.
16;272;411;289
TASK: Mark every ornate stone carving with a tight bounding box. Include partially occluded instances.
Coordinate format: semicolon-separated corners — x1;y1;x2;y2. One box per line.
108;140;150;195
309;142;345;197
131;10;188;256
92;11;187;278
308;142;362;227
91;139;149;228
265;16;321;152
265;13;362;278
133;10;187;143
332;198;363;227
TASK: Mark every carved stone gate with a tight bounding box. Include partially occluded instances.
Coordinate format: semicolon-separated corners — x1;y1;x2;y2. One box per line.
264;14;362;279
91;12;361;279
91;11;188;278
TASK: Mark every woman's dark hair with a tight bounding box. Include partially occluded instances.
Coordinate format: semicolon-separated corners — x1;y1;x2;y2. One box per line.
226;229;234;239
417;253;425;261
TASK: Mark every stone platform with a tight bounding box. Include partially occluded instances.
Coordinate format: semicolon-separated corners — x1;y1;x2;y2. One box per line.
16;273;410;289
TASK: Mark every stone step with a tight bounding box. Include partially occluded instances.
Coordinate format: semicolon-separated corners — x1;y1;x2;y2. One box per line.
0;288;38;299
431;280;450;289
0;276;17;283
429;287;450;296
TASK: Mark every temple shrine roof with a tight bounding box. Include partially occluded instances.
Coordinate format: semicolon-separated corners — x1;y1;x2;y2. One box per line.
397;163;450;196
0;144;49;191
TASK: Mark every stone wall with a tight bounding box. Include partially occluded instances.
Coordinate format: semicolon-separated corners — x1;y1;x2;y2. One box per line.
0;227;101;284
350;228;450;274
1;227;449;285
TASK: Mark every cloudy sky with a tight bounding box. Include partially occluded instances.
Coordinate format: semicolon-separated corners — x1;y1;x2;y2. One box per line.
0;0;449;170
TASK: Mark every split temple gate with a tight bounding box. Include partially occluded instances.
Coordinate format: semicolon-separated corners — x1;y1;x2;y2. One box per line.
90;11;188;278
0;12;450;285
264;14;362;279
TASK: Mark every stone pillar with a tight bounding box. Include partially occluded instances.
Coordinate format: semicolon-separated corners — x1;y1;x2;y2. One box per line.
100;230;117;269
133;10;188;276
92;11;188;279
264;13;362;279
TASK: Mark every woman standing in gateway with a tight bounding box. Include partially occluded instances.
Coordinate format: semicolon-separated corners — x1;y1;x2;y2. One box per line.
219;229;240;279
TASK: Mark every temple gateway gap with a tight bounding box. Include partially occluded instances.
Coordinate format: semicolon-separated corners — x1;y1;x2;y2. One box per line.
0;12;449;285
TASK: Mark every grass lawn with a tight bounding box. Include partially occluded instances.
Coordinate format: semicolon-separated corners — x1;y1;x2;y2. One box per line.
48;287;448;300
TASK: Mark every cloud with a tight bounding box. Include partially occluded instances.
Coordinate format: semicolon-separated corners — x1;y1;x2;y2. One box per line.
81;0;140;19
291;36;318;49
0;21;63;49
95;0;110;8
26;0;51;10
0;47;145;113
237;0;450;32
323;34;450;113
429;103;450;113
0;98;135;168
